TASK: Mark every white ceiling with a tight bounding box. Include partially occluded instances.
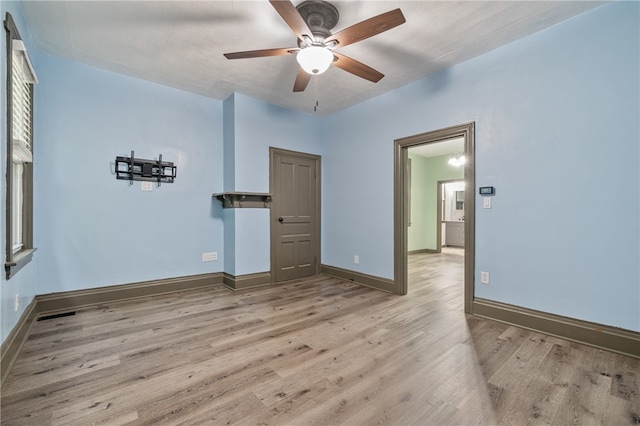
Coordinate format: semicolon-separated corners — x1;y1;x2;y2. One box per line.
21;0;605;115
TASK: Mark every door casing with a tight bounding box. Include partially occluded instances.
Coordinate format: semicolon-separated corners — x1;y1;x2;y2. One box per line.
270;147;321;283
394;122;475;313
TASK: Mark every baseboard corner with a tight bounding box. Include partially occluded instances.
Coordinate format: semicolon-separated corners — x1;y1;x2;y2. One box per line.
223;271;272;291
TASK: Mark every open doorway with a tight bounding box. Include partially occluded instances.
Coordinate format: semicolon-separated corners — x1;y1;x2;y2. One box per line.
441;180;465;252
394;122;475;314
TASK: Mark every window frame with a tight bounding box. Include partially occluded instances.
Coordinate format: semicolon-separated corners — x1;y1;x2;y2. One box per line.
4;12;36;279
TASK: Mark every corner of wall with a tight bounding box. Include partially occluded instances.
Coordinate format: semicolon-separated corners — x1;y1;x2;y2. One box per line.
223;94;236;192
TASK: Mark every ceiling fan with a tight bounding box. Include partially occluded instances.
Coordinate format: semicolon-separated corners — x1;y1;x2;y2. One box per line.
224;0;406;92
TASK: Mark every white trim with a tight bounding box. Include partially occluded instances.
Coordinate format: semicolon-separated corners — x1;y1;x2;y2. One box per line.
12;138;32;163
11;39;38;84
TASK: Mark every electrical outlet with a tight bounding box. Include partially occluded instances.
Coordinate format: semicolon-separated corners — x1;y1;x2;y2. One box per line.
354;255;359;264
202;252;217;262
14;293;19;311
141;181;153;192
481;271;490;285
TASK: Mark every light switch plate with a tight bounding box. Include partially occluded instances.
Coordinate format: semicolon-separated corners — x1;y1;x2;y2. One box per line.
141;181;153;192
483;197;492;209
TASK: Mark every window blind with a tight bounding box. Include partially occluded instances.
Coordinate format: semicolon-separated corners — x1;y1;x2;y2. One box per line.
11;39;37;163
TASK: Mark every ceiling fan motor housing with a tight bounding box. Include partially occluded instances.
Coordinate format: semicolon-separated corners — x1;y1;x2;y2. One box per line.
296;0;339;46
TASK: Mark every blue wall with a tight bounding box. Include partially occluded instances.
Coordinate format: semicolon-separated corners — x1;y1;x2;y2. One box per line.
34;54;225;293
223;93;322;276
322;2;639;331
232;93;322;193
1;1;638;348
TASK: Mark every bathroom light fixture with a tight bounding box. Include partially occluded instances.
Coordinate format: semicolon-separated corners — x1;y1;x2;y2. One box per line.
296;45;334;75
448;155;466;167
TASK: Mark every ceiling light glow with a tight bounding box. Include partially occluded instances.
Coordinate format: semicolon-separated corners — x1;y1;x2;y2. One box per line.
448;155;466;167
296;45;333;75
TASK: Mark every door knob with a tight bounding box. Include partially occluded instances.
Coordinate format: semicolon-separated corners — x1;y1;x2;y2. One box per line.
278;217;284;222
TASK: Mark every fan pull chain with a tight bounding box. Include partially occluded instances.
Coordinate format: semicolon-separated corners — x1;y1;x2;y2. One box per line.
314;76;319;112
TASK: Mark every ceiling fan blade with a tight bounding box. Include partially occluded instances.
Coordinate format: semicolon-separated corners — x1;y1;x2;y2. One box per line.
269;0;314;42
293;67;311;92
325;8;405;48
332;52;384;83
224;47;298;60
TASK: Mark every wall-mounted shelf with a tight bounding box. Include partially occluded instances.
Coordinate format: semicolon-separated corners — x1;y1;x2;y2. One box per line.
213;192;272;208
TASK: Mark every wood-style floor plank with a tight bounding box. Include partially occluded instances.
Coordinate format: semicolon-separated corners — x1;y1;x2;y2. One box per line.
2;250;638;425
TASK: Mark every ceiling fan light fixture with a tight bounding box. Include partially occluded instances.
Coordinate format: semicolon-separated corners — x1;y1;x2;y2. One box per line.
448;155;466;167
296;45;333;75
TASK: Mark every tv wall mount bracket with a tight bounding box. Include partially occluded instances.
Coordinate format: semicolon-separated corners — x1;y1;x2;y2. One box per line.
115;150;176;186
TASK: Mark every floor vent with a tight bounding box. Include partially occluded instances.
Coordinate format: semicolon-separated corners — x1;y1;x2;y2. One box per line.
37;311;76;321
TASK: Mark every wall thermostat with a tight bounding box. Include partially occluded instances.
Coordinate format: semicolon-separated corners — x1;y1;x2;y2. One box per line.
479;186;495;195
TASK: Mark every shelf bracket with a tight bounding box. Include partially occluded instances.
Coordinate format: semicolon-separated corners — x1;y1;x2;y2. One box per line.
212;192;272;209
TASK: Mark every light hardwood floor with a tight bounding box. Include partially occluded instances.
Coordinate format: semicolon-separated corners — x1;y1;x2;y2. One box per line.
1;252;638;425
